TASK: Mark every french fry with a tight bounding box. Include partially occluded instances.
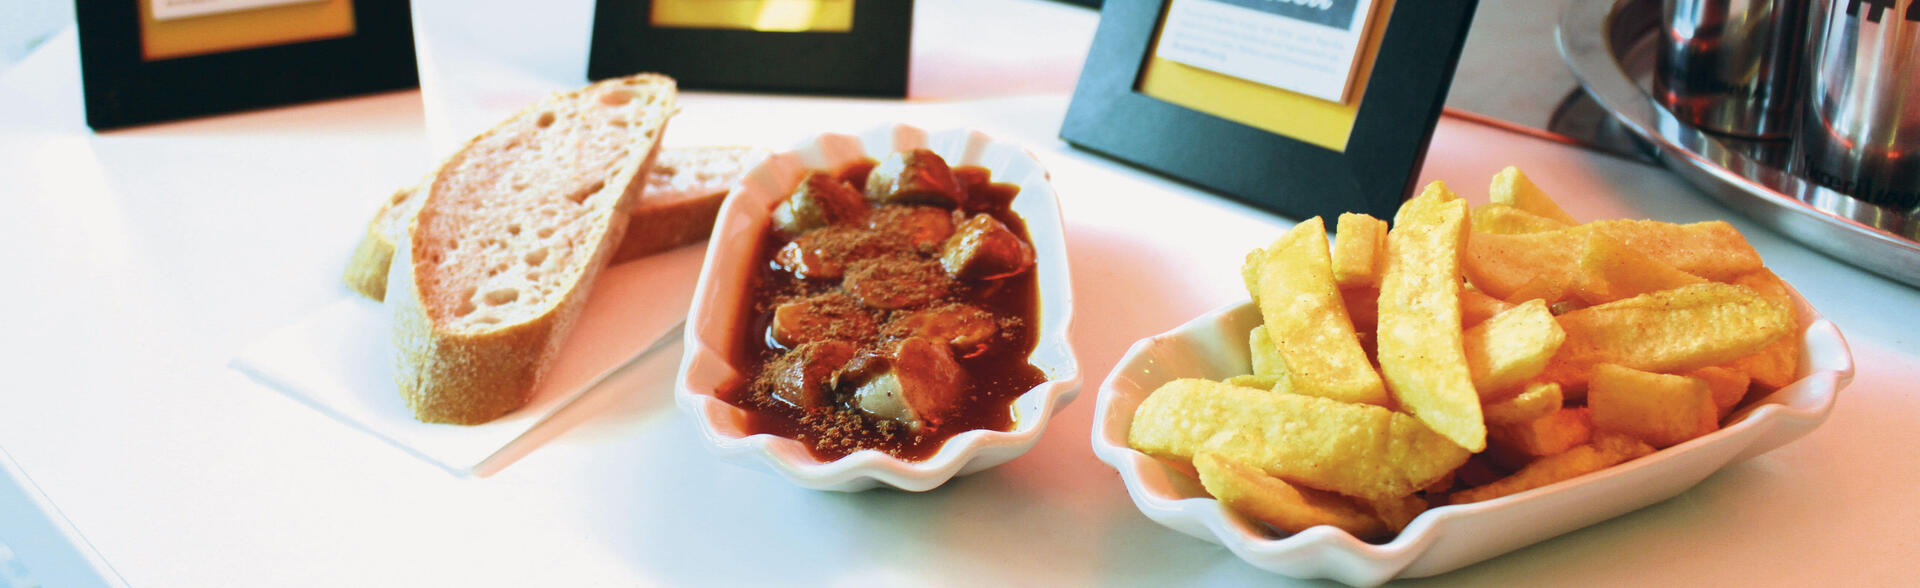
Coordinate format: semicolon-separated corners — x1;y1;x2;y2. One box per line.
1570;233;1707;305
1342;286;1380;334
1248;326;1286;377
1589;364;1717;448
1332;212;1388;289
1687;365;1752;420
1252;217;1390;405
1363;493;1430;535
1224;374;1285;392
1482;381;1563;426
1490;406;1592;458
1489;166;1579;225
1461;287;1515;329
1471;203;1569;234
1129;379;1468;500
1378;182;1484;452
1543;283;1794;388
1449;435;1653;504
1194;452;1389;539
1463;299;1566;398
1464;220;1765;299
1723;269;1802;389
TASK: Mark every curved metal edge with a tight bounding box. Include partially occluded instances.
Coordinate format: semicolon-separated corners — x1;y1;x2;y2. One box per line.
1557;0;1920;289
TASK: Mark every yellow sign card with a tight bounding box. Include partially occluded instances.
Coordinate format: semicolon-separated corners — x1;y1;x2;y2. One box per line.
1136;0;1394;153
650;0;855;33
140;0;357;62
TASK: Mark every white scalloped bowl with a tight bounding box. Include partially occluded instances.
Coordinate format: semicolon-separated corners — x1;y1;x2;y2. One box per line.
676;124;1080;492
1091;293;1851;586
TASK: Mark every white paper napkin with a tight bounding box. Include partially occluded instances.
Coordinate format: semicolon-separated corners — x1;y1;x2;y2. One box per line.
232;246;706;476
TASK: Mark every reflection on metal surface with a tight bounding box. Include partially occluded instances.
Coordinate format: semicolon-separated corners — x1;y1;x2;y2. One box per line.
1793;0;1920;209
1652;0;1806;139
1559;0;1920;288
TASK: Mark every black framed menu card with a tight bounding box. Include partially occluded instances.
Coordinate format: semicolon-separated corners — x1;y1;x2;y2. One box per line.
76;0;419;130
588;0;913;97
1061;0;1478;221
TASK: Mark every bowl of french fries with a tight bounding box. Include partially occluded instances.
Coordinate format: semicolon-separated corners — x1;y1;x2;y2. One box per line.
1090;168;1854;586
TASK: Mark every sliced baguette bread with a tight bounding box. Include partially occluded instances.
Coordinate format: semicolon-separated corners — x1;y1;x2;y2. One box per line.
387;73;677;424
344;146;766;301
612;145;770;262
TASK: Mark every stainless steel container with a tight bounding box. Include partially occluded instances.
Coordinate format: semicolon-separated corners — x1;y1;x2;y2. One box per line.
1654;0;1806;138
1793;0;1920;210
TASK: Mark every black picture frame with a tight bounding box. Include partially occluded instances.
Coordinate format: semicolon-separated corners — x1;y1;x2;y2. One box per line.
1060;0;1478;221
76;0;419;131
587;0;912;97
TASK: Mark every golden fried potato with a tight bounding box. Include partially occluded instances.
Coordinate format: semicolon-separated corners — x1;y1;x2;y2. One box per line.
1490;406;1592;459
1463;299;1566;398
1570;233;1707;305
1247;325;1286;378
1471;203;1570;234
1129;379;1468;500
1194;452;1389;539
1465;220;1764;300
1589;364;1718;448
1449;435;1653;504
1252;217;1390;406
1687;365;1752;419
1723;268;1802;389
1223;374;1286;392
1332;212;1388;289
1489;166;1579;226
1482;381;1564;426
1461;287;1515;329
1362;493;1430;535
1378;182;1484;452
1542;283;1794;389
1342;286;1380;334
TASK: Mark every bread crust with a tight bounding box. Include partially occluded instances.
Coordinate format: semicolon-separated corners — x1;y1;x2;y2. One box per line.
388;74;676;424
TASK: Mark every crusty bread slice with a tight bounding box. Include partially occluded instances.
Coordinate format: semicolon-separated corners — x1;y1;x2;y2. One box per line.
342;182;424;301
387;73;677;424
612;145;770;262
345;146;766;301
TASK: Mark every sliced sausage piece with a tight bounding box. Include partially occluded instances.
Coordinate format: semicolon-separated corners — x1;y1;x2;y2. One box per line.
863;149;963;209
850;337;968;431
867;205;955;254
885;303;997;356
939;213;1034;281
768;340;856;410
768;293;877;349
843;255;952;310
771;172;867;236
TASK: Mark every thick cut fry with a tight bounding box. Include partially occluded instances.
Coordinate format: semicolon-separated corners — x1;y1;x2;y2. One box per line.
1571;234;1706;305
1472;203;1569;234
1253;217;1390;405
1223;374;1285;392
1342;286;1380;333
1483;381;1563;426
1465;220;1764;299
1688;366;1752;419
1542;283;1794;388
1461;287;1515;328
1129;379;1469;500
1449;435;1653;504
1463;299;1566;398
1248;326;1286;377
1589;364;1718;448
1489;166;1579;225
1491;406;1592;458
1724;269;1802;389
1194;452;1389;539
1378;182;1485;452
1363;494;1430;535
1332;213;1389;288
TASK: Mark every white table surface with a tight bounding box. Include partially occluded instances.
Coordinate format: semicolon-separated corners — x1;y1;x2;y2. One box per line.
4;1;1918;586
